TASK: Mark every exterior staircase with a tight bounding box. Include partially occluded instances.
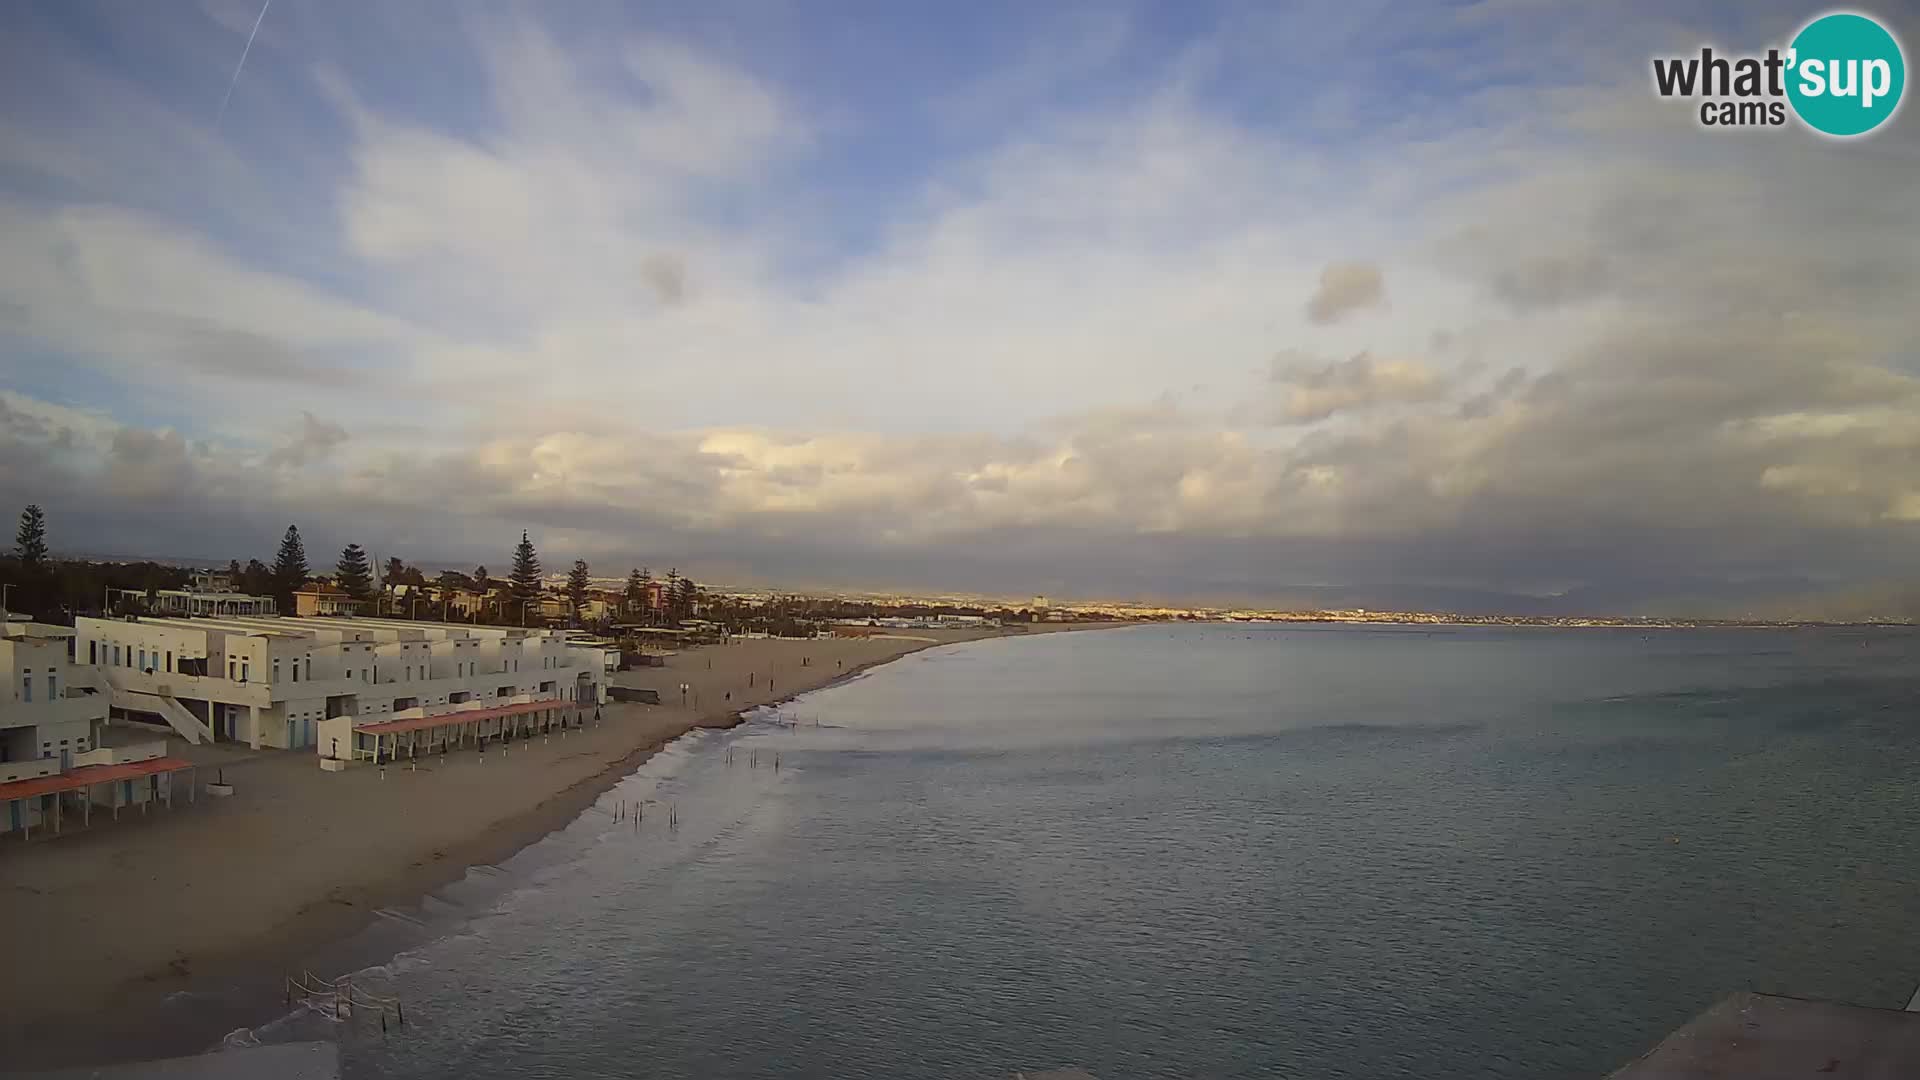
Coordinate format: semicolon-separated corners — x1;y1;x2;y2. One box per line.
96;675;213;744
81;663;214;744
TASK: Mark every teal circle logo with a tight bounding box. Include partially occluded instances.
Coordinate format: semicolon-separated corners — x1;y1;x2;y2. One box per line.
1787;12;1906;136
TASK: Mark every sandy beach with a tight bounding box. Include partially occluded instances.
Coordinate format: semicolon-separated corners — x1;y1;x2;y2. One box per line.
0;625;1102;1068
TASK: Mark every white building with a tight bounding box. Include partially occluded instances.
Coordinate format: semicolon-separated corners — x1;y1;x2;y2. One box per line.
2;621;104;775
2;618;188;837
73;614;605;755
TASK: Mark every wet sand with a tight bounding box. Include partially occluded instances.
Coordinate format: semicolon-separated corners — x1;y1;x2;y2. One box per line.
0;625;1103;1069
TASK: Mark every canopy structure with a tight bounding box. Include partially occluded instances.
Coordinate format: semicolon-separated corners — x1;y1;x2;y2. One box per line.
351;698;580;764
356;698;568;737
0;756;197;839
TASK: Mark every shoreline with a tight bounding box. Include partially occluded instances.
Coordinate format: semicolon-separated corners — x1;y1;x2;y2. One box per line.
2;622;1123;1070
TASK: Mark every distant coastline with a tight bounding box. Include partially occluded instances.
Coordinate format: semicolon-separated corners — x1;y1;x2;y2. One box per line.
1189;613;1917;629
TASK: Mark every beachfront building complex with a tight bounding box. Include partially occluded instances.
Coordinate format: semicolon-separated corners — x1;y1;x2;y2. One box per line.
72;615;607;755
2;618;192;837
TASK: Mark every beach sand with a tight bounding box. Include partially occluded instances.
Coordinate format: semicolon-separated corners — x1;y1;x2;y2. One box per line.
0;625;1098;1068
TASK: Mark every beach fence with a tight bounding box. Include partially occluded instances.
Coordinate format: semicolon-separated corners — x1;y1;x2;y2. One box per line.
285;970;407;1033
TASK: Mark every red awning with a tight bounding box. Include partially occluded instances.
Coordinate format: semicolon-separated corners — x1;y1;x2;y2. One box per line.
0;756;196;802
356;698;572;736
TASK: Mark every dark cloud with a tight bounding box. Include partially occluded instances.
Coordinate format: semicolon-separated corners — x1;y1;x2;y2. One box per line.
1488;253;1612;310
1304;262;1385;324
158;317;353;385
101;428;195;498
639;253;689;304
266;412;350;469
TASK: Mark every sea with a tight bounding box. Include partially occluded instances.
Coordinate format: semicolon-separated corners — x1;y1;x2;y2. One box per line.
232;623;1920;1078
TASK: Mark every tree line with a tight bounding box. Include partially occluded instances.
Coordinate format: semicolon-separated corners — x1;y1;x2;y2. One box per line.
2;505;701;630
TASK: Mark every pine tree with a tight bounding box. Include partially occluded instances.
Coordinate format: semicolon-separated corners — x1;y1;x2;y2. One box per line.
240;558;272;596
675;575;697;620
509;532;542;623
664;568;681;622
567;559;591;623
272;525;310;604
383;556;406;586
472;565;490;592
336;543;374;601
624;567;646;618
14;505;48;566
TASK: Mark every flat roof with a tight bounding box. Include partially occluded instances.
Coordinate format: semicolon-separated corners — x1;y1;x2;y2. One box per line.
1609;992;1920;1079
0;756;196;802
355;698;572;736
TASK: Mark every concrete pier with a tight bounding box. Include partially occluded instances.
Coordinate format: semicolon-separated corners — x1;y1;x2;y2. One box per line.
1609;992;1920;1079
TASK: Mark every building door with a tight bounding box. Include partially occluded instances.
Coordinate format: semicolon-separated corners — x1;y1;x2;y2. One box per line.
60;748;70;771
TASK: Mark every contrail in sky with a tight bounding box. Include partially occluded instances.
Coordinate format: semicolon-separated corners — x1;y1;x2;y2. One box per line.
217;0;272;124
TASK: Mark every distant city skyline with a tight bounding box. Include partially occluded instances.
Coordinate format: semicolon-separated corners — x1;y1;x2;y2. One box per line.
2;2;1917;616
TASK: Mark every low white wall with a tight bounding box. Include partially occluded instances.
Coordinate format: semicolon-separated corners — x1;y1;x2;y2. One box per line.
71;740;165;768
0;759;58;784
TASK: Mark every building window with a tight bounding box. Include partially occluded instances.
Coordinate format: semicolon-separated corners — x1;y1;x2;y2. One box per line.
48;674;57;700
20;676;31;703
165;650;172;672
89;641;98;664
138;649;147;671
292;665;299;683
113;645;122;666
305;657;311;680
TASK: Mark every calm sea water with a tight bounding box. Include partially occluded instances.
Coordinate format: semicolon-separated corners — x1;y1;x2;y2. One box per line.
282;624;1920;1079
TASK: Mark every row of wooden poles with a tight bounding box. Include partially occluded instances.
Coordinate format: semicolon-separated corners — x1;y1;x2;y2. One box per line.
604;739;791;831
611;799;678;828
724;746;781;769
286;970;405;1033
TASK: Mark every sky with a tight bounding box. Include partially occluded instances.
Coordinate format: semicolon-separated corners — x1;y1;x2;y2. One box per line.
1;0;1918;614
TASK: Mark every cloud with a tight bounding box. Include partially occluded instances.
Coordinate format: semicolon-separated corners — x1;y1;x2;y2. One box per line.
267;412;350;469
1304;262;1387;324
1;2;1919;609
1265;349;1446;422
101;428;196;500
639;253;689;305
